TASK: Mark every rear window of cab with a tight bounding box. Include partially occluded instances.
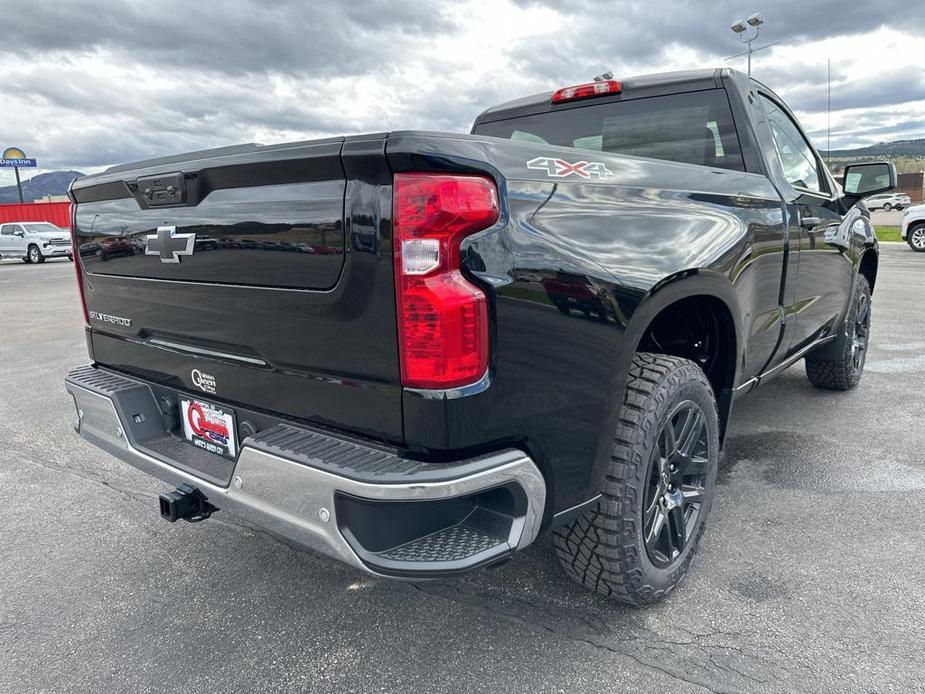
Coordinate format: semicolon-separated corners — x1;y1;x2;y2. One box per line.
474;89;745;171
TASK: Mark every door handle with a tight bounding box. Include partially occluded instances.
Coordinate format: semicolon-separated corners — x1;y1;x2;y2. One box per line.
800;216;821;229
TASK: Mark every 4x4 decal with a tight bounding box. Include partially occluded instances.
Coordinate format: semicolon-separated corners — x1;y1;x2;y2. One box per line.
526;156;614;180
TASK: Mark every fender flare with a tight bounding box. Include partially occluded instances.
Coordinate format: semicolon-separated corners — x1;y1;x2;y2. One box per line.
584;270;745;493
624;269;745;370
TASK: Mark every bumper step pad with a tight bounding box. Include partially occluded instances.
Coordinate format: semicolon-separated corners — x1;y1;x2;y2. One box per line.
379;525;501;562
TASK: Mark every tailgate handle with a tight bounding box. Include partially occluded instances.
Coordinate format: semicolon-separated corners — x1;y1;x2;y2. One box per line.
136;172;186;207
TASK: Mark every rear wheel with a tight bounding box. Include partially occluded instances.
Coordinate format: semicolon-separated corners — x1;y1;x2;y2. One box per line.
805;275;871;390
27;245;44;264
908;224;925;252
883;203;893;211
553;353;719;605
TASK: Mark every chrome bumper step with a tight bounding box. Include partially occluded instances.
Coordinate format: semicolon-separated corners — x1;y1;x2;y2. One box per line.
64;365;546;577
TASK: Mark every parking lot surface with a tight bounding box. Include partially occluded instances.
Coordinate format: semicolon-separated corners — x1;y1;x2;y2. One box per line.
1;248;923;693
870;209;908;226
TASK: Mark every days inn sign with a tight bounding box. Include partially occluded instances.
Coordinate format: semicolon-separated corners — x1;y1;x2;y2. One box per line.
1;146;37;167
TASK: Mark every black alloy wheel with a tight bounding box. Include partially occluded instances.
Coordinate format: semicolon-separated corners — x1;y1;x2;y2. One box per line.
643;400;711;568
851;291;870;372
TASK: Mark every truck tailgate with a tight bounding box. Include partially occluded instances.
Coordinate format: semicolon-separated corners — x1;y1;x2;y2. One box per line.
70;136;402;440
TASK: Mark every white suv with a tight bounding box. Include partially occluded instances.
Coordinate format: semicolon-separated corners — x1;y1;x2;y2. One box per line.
0;222;73;263
865;192;911;211
901;205;925;252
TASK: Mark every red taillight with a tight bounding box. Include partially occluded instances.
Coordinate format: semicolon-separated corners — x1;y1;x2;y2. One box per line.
69;207;90;325
551;79;622;104
393;173;499;389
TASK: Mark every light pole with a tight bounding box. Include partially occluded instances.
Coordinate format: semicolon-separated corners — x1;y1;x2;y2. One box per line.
726;13;778;76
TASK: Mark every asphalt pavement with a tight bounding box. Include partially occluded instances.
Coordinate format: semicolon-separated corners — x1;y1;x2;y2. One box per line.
870;208;909;226
1;248;923;693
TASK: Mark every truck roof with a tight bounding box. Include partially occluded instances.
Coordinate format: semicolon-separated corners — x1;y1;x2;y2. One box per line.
472;68;738;128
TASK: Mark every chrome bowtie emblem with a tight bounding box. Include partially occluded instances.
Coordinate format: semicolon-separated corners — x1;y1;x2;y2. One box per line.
145;225;195;263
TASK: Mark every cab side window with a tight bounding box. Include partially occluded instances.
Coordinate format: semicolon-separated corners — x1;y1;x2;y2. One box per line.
759;95;824;194
0;224;12;236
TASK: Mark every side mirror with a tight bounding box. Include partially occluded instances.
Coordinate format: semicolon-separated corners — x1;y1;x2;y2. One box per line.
843;161;896;197
13;230;25;238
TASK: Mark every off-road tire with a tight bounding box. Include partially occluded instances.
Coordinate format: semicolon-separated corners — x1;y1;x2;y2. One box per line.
805;275;871;390
27;245;45;264
553;353;719;605
907;223;925;252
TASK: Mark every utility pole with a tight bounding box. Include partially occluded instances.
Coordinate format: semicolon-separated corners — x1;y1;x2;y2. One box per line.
14;165;24;203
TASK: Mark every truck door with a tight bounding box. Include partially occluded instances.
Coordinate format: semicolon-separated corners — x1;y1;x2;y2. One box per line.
0;224;25;257
12;224;28;257
0;224;12;255
758;93;853;356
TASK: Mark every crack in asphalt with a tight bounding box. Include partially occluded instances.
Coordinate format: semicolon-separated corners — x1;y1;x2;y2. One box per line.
5;449;161;508
405;582;752;694
0;442;800;692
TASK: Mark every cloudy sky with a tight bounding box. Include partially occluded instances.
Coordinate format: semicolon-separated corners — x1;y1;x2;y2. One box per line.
3;0;924;182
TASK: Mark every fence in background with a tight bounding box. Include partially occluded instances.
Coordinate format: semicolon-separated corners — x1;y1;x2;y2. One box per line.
0;201;72;229
897;172;924;204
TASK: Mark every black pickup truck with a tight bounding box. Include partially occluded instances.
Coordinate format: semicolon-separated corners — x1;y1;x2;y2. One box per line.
64;68;894;604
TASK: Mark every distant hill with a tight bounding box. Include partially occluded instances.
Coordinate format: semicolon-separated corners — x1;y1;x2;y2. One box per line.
0;170;84;203
821;138;925;175
822;138;925;159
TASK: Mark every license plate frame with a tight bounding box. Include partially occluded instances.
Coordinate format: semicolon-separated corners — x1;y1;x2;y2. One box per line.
180;397;237;459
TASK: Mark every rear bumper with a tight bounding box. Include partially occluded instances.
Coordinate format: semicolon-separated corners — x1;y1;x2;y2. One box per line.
64;365;546;577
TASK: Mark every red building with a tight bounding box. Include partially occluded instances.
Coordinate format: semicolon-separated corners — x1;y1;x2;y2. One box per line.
0;201;72;230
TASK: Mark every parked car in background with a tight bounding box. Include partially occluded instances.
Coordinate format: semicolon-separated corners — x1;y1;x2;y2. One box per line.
901;204;925;251
864;192;910;210
0;221;72;263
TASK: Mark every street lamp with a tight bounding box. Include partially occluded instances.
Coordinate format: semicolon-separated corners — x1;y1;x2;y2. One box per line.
725;12;778;76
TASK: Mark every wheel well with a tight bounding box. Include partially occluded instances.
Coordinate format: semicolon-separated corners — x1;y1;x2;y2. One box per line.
859;251;878;294
636;295;736;401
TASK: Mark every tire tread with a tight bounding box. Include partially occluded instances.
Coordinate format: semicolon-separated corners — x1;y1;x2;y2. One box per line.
553;352;717;605
805;275;870;390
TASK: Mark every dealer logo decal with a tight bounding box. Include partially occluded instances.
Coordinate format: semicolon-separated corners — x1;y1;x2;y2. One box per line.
527;156;614;179
191;368;217;394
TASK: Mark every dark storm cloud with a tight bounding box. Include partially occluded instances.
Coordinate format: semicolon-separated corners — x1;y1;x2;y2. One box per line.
510;0;925;60
1;0;453;78
3;0;923;170
779;69;925;113
506;0;925;104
